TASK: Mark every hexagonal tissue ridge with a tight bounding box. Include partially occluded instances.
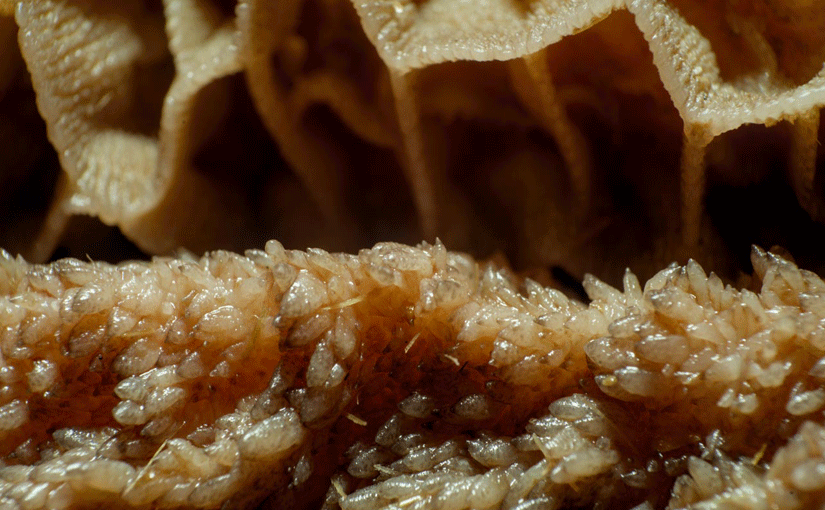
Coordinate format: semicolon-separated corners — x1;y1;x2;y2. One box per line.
2;0;825;286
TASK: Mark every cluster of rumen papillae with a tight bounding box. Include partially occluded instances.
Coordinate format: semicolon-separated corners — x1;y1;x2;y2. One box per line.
1;0;825;285
0;242;825;509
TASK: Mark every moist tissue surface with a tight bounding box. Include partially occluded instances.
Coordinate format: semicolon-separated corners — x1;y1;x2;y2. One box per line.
2;242;825;509
2;0;825;508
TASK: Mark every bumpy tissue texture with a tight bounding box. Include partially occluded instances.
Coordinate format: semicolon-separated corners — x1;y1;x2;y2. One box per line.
1;242;825;509
2;1;825;507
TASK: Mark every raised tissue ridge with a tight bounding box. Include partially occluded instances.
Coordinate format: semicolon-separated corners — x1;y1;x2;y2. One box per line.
2;0;825;285
1;242;825;509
